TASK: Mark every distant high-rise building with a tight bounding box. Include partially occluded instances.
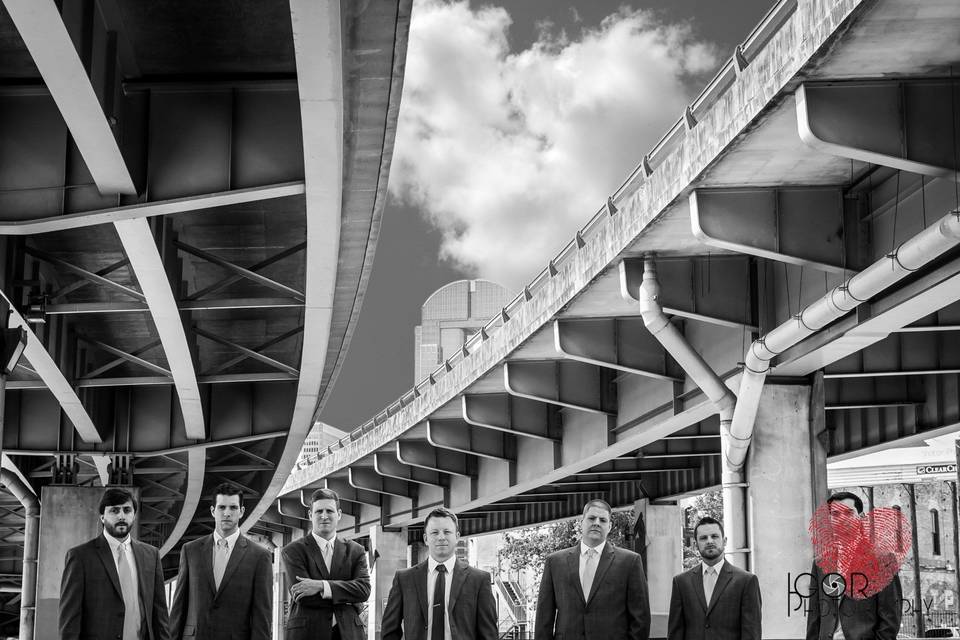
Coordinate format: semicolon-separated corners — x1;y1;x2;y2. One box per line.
414;279;509;382
295;422;348;468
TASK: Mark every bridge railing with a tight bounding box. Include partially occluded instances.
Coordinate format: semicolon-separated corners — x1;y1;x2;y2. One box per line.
292;0;800;471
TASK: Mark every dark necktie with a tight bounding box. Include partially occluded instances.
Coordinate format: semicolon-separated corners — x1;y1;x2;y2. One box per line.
432;564;446;640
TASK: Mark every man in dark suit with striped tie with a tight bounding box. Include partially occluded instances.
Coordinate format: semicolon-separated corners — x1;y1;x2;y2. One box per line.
170;483;273;640
667;516;762;640
59;487;171;640
381;507;497;640
281;488;371;640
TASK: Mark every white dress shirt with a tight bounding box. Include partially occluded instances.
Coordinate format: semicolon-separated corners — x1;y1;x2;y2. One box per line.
702;558;724;604
104;532;139;586
426;556;456;640
213;529;241;564
579;541;605;576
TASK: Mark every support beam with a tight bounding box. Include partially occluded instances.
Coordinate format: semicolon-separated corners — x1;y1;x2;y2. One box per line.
174;241;305;301
348;467;417;499
690;187;850;273
322;478;381;507
426;420;515;462
374;453;444;488
461;394;560;442
78;336;171;378
798;80;960;178
504;361;615;415
396;440;475;479
158;448;205;556
194;327;299;376
46;298;305;315
554;319;680;382
25;248;146;301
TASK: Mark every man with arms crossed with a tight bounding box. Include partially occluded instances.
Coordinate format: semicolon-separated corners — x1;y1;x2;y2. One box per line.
667;516;761;640
281;488;371;640
536;499;650;640
60;487;170;640
382;507;497;640
171;483;272;640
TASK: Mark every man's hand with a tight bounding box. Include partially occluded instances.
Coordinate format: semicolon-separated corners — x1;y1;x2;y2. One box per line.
290;576;325;602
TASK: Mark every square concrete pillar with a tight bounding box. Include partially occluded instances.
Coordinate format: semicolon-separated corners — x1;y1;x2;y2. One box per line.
747;384;817;639
36;485;139;640
369;526;408;640
634;499;682;639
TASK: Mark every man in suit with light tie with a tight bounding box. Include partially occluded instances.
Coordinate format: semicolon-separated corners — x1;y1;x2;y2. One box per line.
281;487;371;640
170;483;272;640
381;506;498;640
536;499;650;640
59;487;171;640
667;516;762;640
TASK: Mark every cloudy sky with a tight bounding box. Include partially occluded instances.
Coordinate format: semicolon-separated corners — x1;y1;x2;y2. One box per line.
320;0;776;430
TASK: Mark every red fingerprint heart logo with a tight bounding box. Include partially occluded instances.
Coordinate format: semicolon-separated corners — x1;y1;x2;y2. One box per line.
808;502;910;599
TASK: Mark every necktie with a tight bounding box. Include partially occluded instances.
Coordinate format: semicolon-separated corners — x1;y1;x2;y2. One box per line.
321;541;332;572
580;548;598;598
117;544;141;640
214;538;229;589
432;565;446;640
704;567;717;605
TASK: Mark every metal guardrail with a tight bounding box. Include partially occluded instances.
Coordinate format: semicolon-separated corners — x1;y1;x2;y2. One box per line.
293;0;800;471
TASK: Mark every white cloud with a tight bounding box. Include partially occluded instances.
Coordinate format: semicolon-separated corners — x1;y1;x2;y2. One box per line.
390;0;717;291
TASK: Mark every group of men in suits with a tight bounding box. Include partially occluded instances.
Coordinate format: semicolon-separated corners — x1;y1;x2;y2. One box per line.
59;484;273;640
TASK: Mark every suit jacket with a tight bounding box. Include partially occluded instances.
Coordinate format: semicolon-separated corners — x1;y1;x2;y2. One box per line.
381;558;497;640
170;534;273;640
806;563;902;640
535;543;650;640
280;534;371;640
59;534;171;640
667;562;762;640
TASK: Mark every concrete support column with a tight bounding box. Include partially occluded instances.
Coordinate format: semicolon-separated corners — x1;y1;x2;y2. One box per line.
747;383;816;639
633;499;681;639
35;485;139;640
276;527;306;640
369;526;407;640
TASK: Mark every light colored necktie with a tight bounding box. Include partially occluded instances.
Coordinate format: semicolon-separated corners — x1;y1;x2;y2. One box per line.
704;567;717;605
580;548;598;598
117;543;141;640
214;538;229;589
322;541;332;572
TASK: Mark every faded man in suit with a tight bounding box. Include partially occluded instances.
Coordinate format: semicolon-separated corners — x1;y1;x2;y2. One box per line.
806;492;902;640
667;516;761;640
59;487;171;640
171;483;272;640
382;506;497;640
536;499;650;640
281;488;371;640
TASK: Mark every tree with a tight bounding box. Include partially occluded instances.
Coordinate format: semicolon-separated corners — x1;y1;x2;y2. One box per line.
682;489;723;569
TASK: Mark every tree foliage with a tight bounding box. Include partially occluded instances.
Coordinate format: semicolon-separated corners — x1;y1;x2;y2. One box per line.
682;489;723;569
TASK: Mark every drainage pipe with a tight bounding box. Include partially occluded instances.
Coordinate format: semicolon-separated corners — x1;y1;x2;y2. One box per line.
729;209;960;472
637;258;749;565
0;469;38;640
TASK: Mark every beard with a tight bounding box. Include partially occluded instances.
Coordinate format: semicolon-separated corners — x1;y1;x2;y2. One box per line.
103;520;131;539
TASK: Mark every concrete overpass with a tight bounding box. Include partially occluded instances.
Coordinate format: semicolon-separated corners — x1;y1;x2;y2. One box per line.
0;0;411;636
284;0;960;636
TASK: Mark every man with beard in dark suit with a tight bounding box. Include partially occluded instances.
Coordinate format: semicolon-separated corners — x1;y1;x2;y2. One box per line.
59;487;171;640
667;516;761;640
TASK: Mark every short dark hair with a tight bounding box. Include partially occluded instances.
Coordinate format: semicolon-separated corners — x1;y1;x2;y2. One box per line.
423;507;459;532
694;516;724;538
99;488;137;515
827;491;864;515
310;488;341;510
581;499;613;517
211;482;243;506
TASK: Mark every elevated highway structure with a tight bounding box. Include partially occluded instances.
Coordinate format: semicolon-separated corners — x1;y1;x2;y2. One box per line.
284;0;960;635
0;0;411;636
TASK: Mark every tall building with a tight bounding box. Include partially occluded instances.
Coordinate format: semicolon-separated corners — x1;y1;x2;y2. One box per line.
295;422;348;468
414;279;509;383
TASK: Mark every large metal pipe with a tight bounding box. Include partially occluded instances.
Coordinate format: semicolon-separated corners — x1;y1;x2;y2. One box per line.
0;468;39;640
637;259;749;565
729;209;960;471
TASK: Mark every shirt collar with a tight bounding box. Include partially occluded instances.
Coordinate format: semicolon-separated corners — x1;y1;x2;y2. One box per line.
580;540;605;557
428;555;457;575
103;531;131;553
312;530;336;551
702;558;724;575
214;529;241;549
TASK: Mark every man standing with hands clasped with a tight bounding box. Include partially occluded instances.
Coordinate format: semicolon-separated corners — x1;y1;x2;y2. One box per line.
667;516;762;640
281;488;371;640
536;499;650;640
381;507;497;640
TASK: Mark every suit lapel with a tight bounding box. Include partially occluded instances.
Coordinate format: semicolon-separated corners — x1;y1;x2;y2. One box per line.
706;563;733;614
449;560;468;609
566;547;586;604
94;536;123;599
216;535;249;599
330;538;347;578
131;540;151;602
585;544;614;605
690;566;708;612
200;535;216;596
415;561;429;623
305;534;330;579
